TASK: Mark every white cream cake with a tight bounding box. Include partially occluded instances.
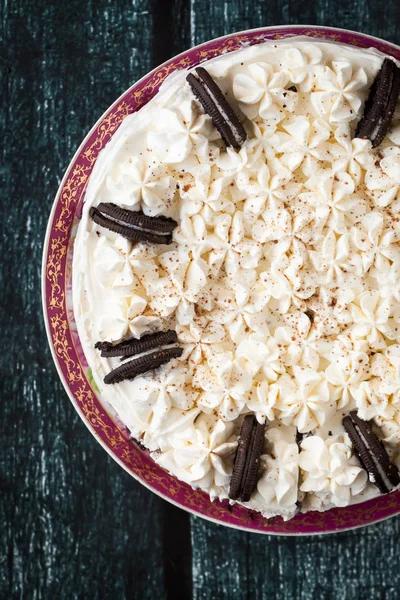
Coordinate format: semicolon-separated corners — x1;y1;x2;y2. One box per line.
73;38;400;520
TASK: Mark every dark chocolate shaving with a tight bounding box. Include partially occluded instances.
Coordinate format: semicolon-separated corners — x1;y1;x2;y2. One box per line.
104;347;183;385
132;437;147;451
304;310;315;323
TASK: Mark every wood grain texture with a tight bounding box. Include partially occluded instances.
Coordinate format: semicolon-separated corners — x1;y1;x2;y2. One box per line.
1;2;175;599
1;1;400;599
191;517;400;600
189;0;400;47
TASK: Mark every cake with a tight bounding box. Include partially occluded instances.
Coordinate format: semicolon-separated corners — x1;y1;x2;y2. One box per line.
73;38;400;520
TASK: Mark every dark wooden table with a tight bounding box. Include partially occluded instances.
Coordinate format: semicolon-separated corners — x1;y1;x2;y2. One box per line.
2;2;400;598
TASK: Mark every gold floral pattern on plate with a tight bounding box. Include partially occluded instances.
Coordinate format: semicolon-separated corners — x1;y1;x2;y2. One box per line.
43;26;400;534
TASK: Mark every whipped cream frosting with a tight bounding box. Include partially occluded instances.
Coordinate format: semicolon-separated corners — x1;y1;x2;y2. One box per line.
73;37;400;520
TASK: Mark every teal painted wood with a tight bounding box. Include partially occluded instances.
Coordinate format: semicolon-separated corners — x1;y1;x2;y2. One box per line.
1;2;167;599
2;1;400;599
189;0;400;47
191;516;400;599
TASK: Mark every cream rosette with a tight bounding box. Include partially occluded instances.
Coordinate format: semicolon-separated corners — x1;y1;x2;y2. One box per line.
348;290;399;350
149;248;211;325
233;62;297;122
351;212;400;274
236;159;299;222
235;333;284;383
352;346;400;421
147;97;217;164
206;283;270;343
177;317;226;366
175;163;233;217
274;312;332;370
375;413;400;450
235;334;285;422
269;367;333;433
94;235;142;294
251;206;318;254
325;349;370;409
260;241;317;314
299;168;367;234
306;286;357;337
105;155;176;216
365;146;400;208
173;213;211;257
371;262;400;306
371;345;400;391
329;123;374;185
251;119;279;161
281;44;324;92
309;229;363;287
99;294;161;342
215;136;263;176
155;414;237;494
311;59;368;123
270;115;332;175
124;382;200;450
193;351;252;421
299;435;368;507
136;364;200;438
129;244;164;295
204;211;263;279
256;427;299;509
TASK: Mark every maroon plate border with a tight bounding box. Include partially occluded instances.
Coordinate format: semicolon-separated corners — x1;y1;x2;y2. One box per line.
42;26;400;534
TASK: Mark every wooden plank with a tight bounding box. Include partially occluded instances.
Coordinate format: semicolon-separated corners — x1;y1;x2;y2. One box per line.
191;516;400;599
189;0;400;47
188;2;400;599
152;0;191;67
0;1;168;599
2;0;400;598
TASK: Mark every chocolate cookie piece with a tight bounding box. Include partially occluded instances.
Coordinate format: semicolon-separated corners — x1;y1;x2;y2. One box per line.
355;58;400;148
229;415;266;502
350;412;400;490
104;347;183;384
229;415;254;501
187;67;247;148
241;421;266;502
343;415;387;494
343;411;400;494
90;203;177;244
95;330;178;360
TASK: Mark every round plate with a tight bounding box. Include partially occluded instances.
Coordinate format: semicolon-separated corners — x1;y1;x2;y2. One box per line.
42;25;400;534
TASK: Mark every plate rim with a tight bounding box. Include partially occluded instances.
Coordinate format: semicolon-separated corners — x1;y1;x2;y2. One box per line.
42;24;400;536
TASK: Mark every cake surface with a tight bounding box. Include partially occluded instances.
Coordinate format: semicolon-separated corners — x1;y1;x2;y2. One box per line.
73;38;400;520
